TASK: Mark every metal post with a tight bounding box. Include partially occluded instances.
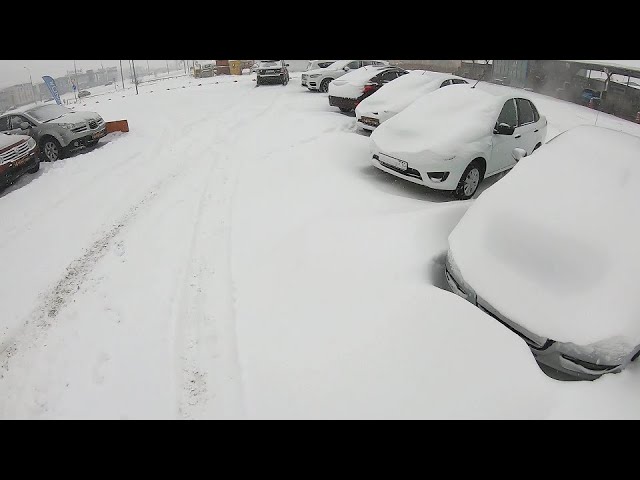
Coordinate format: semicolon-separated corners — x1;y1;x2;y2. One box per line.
120;60;125;89
166;60;170;77
73;60;79;102
147;60;150;77
131;61;139;95
24;66;36;104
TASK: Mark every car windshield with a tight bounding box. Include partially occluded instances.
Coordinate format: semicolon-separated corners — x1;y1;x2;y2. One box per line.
2;58;640;420
27;105;71;122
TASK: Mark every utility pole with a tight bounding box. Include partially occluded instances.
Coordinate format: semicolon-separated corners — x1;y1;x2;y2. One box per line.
166;60;170;77
23;66;37;104
120;60;125;90
131;60;139;95
73;60;79;102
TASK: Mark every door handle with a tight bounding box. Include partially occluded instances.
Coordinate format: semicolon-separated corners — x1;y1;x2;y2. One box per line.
515;134;521;138
534;129;539;132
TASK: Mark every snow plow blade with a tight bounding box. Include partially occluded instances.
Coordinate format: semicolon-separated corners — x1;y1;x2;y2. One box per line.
105;120;129;134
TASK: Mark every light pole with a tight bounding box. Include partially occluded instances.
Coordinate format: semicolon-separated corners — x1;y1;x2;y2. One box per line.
131;60;139;95
119;60;125;90
73;60;79;102
23;66;37;104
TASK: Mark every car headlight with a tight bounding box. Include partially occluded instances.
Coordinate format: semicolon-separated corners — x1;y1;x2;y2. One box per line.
310;74;321;78
59;123;74;129
27;137;36;148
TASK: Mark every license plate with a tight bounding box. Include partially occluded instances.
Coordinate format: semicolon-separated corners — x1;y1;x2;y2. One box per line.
14;157;28;168
361;116;379;127
381;155;408;171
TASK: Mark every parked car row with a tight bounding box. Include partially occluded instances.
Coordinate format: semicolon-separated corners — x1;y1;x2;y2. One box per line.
0;104;106;189
306;61;640;381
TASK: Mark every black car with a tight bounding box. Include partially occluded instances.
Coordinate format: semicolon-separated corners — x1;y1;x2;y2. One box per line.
255;60;290;86
328;66;408;113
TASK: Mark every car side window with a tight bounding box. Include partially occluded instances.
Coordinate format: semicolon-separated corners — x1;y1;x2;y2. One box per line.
530;101;540;122
0;116;8;131
515;98;535;126
346;61;360;70
9;116;26;129
379;71;398;83
440;79;453;87
497;99;518;127
362;61;373;66
452;79;468;84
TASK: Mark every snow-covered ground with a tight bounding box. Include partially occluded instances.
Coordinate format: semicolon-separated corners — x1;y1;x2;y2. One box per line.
1;72;639;419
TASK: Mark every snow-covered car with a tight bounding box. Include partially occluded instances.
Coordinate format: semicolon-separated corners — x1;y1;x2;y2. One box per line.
328;66;409;113
78;90;91;98
255;60;290;86
302;60;389;93
355;71;468;131
0;104;107;162
445;125;640;381
301;60;336;87
369;84;547;199
0;132;40;189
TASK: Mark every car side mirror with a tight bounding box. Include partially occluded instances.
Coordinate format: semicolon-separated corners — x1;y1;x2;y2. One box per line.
512;148;527;161
343;67;350;72
494;122;515;135
285;64;290;67
20;122;30;130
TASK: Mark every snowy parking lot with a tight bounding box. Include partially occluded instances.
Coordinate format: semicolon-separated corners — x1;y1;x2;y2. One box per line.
1;72;639;419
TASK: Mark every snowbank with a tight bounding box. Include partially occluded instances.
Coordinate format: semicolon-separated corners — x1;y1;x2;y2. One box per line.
449;125;640;349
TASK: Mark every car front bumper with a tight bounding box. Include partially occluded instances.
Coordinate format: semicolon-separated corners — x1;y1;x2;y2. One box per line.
328;95;359;111
370;150;464;191
443;252;626;381
62;124;107;149
0;145;39;188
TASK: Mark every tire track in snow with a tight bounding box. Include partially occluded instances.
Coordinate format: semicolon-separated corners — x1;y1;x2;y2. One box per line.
175;85;287;418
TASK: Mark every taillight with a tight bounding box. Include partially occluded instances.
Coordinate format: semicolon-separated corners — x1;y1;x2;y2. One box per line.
363;84;376;94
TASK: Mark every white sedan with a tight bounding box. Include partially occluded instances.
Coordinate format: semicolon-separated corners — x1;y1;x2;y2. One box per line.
445;125;640;380
355;71;468;131
369;84;547;199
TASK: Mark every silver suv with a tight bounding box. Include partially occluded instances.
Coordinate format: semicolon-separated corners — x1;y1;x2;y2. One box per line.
0;104;107;161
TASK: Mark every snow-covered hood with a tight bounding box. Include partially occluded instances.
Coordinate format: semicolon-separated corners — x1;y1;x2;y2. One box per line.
46;111;101;125
0;133;29;151
449;125;640;348
370;84;503;160
328;67;389;99
356;71;450;117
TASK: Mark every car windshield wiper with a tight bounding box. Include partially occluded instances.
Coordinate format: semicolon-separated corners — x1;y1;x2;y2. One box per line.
44;115;65;123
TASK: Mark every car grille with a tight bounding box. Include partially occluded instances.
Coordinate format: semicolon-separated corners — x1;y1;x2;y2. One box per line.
360;116;380;127
72;125;88;133
88;120;98;129
0;140;30;164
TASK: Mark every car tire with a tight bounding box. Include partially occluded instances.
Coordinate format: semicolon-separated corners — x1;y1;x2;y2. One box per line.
533;142;541;152
454;160;484;200
282;75;289;86
28;160;40;174
319;79;332;93
41;137;63;162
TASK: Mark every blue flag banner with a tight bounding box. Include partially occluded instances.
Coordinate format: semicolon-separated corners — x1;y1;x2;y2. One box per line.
42;76;61;105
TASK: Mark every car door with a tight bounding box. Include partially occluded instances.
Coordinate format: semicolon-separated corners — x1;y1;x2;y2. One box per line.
490;98;520;173
0;116;10;133
7;114;32;135
515;98;539;153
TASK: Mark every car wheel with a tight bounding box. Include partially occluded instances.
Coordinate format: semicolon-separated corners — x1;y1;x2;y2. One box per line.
319;79;331;93
454;160;484;200
42;137;63;162
28;160;40;174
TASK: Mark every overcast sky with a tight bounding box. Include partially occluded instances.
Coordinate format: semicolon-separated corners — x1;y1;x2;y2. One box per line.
0;60;200;89
2;60;640;90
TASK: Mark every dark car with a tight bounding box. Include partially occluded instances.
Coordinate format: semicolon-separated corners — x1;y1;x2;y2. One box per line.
327;66;408;112
255;60;290;86
78;90;91;98
0;132;40;190
579;88;601;105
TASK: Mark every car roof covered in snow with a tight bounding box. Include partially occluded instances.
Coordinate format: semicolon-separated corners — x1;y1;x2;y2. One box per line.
370;83;514;158
357;70;465;114
449;125;640;348
333;66;396;85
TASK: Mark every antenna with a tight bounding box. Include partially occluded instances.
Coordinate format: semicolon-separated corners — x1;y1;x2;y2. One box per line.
471;62;489;89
